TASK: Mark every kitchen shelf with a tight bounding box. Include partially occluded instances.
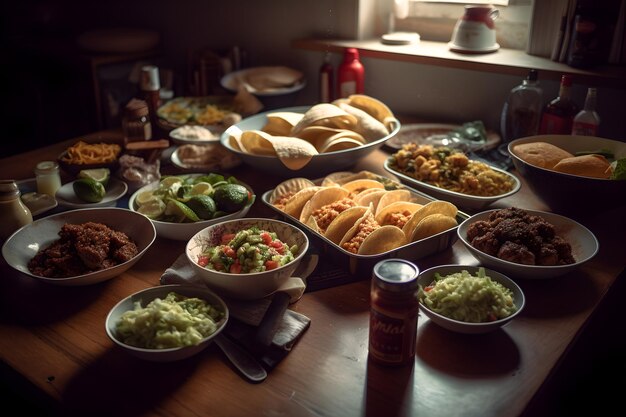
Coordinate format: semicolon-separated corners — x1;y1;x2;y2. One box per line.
293;38;626;89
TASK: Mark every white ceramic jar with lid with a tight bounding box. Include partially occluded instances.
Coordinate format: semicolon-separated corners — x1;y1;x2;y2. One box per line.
35;161;62;197
0;180;33;241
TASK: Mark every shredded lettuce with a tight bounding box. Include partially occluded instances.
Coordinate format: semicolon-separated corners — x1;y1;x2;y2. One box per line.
418;268;516;323
610;158;626;180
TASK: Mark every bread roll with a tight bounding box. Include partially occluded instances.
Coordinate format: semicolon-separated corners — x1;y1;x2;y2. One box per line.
512;142;574;169
553;154;611;179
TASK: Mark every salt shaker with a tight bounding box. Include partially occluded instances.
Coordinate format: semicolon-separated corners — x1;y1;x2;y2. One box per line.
0;180;33;241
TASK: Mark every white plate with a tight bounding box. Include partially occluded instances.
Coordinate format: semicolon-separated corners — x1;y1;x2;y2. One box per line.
457;209;599;279
220;66;306;96
383;159;520;210
384;123;501;151
448;42;500;53
55;178;128;208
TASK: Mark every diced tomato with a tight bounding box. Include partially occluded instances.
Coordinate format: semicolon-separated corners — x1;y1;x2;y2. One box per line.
424;285;434;292
260;232;272;245
223;246;237;259
268;240;284;254
197;256;209;267
487;313;497;322
265;260;279;270
229;261;242;274
221;233;236;244
213;262;224;271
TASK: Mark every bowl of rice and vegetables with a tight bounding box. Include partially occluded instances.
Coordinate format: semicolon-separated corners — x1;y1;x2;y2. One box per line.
417;265;525;334
384;144;520;210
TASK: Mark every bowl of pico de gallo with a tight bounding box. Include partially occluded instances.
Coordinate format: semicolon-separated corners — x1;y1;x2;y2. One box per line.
186;218;309;299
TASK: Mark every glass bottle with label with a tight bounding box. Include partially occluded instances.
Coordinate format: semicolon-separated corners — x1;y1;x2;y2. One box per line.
571;87;600;136
538;75;579;135
337;48;364;99
369;259;420;366
0;180;33;241
500;69;543;143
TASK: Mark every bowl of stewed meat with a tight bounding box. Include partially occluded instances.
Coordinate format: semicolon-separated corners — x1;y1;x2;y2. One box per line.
457;207;599;279
1;207;156;285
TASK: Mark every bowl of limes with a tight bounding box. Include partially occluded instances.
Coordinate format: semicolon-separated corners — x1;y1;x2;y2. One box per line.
128;173;255;241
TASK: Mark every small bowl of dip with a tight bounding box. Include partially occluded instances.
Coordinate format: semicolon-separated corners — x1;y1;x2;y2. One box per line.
169;125;221;145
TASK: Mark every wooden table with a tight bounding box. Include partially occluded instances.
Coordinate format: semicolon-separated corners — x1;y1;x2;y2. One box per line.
1;131;624;417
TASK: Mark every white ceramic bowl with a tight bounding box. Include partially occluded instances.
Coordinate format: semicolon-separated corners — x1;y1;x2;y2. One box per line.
384;159;520;210
128;175;255;241
186;218;309;300
418;265;525;334
2;207;156;286
457;208;599;279
221;106;401;177
105;284;228;362
508;135;626;214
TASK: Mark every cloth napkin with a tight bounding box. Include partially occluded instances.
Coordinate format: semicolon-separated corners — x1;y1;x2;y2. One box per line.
160;253;314;368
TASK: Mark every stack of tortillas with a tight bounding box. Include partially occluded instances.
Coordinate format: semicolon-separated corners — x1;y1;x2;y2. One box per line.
227;95;398;170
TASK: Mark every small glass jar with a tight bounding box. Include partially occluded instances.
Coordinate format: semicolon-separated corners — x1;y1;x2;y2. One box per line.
35;161;62;197
122;98;152;143
369;259;420;366
0;180;33;241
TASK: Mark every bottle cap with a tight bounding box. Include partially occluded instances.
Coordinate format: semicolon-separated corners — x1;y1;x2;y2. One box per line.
35;161;59;175
0;180;20;200
344;48;360;61
561;75;573;87
140;65;161;91
527;69;538;81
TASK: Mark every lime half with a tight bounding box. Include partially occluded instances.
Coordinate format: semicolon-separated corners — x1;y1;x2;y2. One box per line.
73;178;106;203
78;168;110;186
135;190;158;206
190;182;213;196
137;199;166;219
165;199;200;223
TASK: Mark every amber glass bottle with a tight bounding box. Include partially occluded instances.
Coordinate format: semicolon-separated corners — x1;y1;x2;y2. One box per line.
538;75;579;135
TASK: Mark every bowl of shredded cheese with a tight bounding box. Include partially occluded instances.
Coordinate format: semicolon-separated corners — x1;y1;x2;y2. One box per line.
417;265;524;334
105;284;228;361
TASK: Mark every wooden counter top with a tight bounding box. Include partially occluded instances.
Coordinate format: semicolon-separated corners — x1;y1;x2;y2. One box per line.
1;131;624;417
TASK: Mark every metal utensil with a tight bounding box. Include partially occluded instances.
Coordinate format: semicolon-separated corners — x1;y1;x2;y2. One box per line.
214;333;267;383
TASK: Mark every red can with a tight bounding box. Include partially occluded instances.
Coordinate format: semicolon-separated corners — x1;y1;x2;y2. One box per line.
368;259;420;366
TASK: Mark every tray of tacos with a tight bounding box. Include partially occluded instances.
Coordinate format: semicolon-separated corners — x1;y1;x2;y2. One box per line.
262;170;469;277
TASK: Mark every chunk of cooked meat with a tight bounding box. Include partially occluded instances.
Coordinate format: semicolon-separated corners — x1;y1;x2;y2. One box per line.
467;207;575;266
497;241;536;265
28;222;139;278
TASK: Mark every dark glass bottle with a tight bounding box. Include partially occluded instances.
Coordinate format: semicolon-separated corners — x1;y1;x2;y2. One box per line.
538;75;579;135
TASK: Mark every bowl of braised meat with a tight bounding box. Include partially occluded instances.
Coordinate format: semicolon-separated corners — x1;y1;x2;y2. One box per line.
1;207;156;286
457;207;599;279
